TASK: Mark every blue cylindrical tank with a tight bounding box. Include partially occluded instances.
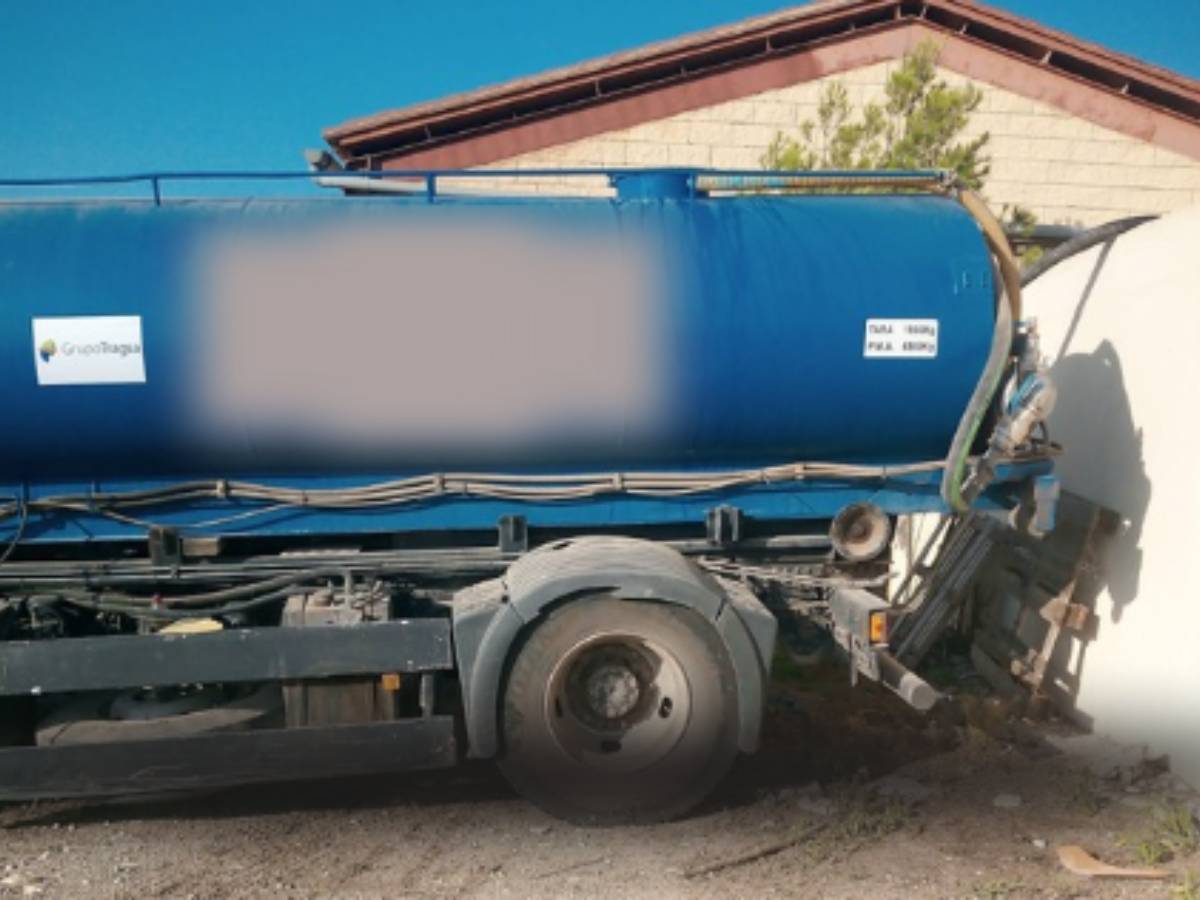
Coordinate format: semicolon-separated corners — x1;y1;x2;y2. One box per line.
0;183;994;481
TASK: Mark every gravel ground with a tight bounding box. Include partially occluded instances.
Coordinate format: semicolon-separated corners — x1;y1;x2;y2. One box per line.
1;666;1196;899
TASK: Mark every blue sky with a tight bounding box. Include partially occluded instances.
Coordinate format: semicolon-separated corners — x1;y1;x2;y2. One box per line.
1;0;1196;194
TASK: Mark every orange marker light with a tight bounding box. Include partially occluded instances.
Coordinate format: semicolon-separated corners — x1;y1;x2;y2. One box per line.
869;611;889;645
380;673;402;692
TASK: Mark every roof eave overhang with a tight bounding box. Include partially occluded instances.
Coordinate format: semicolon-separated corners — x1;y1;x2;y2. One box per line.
324;0;1200;167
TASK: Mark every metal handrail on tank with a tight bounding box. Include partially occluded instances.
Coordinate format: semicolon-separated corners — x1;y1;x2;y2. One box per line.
0;167;952;204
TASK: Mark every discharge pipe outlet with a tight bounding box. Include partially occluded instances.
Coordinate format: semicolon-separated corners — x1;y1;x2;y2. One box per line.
877;650;940;712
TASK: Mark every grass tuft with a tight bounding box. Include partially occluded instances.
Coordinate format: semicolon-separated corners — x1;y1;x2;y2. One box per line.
1120;802;1199;865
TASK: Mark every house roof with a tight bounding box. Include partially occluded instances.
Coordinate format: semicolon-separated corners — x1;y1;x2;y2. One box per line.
324;0;1200;169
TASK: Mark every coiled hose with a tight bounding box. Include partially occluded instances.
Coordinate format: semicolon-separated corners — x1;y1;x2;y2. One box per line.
940;209;1156;512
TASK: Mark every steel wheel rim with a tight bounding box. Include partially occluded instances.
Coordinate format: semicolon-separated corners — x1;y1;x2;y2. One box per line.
543;630;691;774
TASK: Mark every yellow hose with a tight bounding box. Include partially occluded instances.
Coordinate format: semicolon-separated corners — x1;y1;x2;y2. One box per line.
958;190;1022;321
940;190;1023;512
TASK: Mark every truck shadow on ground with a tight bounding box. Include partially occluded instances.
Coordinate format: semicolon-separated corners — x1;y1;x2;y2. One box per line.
2;662;961;829
708;661;959;811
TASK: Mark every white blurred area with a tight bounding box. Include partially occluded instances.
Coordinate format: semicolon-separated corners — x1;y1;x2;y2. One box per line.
1025;205;1200;786
190;213;665;461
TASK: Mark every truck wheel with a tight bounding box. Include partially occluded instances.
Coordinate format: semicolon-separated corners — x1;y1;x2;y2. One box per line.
499;595;738;824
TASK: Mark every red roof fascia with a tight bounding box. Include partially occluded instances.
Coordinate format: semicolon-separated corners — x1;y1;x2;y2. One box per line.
323;0;1200;166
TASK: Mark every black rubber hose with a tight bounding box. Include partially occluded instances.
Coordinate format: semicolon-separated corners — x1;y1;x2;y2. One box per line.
1021;216;1155;286
76;568;343;610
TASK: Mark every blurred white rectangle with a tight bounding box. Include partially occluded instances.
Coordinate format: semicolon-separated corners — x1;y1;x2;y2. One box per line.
191;214;665;457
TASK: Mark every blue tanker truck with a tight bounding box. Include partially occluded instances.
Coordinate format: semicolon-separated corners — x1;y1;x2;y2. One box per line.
0;168;1058;822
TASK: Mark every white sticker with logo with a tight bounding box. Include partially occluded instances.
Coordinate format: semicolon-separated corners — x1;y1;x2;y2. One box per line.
32;316;146;385
863;318;939;359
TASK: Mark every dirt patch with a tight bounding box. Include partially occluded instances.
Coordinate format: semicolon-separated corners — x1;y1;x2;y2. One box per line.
1;667;1196;899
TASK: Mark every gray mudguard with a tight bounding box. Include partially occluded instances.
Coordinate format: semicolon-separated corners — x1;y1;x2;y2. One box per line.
451;536;777;758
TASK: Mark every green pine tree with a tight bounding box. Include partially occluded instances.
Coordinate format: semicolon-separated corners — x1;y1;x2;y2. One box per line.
761;40;990;190
761;39;1040;260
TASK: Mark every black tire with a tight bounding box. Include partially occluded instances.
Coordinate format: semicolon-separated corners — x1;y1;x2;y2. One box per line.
498;595;739;824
